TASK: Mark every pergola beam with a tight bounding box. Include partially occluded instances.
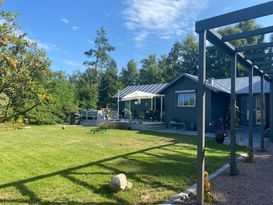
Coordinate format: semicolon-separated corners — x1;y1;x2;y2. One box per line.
236;42;273;52
247;52;273;60
196;1;273;32
207;30;268;79
223;26;273;42
254;59;273;66
258;66;273;71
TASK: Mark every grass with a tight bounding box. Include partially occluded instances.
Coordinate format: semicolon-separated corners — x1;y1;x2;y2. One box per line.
0;126;243;204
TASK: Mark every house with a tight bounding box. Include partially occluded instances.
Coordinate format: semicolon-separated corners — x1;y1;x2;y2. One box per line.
114;73;270;131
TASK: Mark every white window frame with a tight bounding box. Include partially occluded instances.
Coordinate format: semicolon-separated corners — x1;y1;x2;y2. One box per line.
176;90;196;108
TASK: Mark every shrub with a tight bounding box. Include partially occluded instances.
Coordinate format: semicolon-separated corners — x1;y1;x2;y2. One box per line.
204;171;214;203
245;146;254;163
98;122;124;130
0;120;25;130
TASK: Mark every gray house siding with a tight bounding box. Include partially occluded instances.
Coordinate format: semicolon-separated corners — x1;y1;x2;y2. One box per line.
160;76;227;131
210;92;230;126
239;94;270;128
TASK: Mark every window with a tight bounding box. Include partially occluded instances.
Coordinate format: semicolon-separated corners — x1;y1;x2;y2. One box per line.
177;91;196;107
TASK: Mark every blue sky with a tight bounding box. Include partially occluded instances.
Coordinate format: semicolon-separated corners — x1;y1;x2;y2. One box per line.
3;0;272;74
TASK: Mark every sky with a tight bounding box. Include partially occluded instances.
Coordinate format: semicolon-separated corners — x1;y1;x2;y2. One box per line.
3;0;273;74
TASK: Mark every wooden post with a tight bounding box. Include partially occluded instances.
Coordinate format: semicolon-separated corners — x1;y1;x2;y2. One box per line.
197;30;206;205
260;74;265;150
249;66;254;149
230;53;237;176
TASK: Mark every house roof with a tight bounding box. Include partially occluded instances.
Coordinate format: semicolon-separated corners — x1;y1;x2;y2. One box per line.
113;83;169;98
114;73;270;98
160;73;231;94
214;76;270;94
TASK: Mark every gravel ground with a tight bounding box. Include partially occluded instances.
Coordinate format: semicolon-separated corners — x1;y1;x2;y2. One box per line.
180;141;273;205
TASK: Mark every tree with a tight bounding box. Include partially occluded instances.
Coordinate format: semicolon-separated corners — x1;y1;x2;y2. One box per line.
0;4;51;122
84;27;115;72
80;27;115;109
207;20;264;78
27;72;78;124
76;68;99;109
166;41;184;82
180;35;198;75
139;54;163;84
99;60;122;108
157;54;169;83
120;59;139;86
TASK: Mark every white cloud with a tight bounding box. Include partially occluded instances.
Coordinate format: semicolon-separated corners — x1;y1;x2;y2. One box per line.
72;26;79;31
123;0;209;47
60;17;70;24
24;35;58;52
63;60;82;68
35;40;58;51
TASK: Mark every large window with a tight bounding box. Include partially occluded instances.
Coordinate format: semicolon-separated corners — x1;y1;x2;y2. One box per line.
176;90;196;107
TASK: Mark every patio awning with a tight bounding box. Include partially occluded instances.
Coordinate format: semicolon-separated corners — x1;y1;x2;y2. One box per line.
121;91;159;101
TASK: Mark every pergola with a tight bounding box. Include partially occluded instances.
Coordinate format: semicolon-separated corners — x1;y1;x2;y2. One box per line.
195;2;273;205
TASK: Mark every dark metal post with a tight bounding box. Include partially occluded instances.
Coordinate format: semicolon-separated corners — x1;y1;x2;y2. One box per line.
270;78;273;142
260;74;265;150
230;53;237;176
249;66;254;149
197;30;206;205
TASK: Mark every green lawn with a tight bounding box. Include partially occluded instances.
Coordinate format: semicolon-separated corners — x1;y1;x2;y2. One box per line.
0;126;241;204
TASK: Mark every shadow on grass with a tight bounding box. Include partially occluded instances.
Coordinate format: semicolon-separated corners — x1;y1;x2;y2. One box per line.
0;130;233;204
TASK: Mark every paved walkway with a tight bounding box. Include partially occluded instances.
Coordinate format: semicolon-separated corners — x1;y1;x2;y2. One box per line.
147;126;268;149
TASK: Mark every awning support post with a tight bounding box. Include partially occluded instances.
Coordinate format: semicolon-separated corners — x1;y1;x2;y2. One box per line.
160;97;163;121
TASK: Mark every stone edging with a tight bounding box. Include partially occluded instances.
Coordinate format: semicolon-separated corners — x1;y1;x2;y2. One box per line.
160;153;247;205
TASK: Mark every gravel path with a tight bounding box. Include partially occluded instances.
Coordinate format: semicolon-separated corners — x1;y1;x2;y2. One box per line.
181;141;273;205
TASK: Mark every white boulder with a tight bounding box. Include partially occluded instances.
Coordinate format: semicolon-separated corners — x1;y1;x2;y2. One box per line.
109;173;132;191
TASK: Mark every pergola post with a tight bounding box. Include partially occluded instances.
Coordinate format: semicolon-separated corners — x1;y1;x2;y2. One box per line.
248;66;254;149
230;52;237;176
260;73;265;150
270;78;273;142
197;30;206;205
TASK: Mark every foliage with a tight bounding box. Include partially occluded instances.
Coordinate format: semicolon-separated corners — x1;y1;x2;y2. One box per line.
0;119;25;130
120;59;139;86
207;20;264;78
26;72;78;124
73;27;117;109
204;171;214;203
99;60;122;108
97;121;123;130
245;146;254;163
139;54;163;84
0;3;51;122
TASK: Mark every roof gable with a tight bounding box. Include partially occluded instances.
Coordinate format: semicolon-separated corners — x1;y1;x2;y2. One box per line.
159;73;231;94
